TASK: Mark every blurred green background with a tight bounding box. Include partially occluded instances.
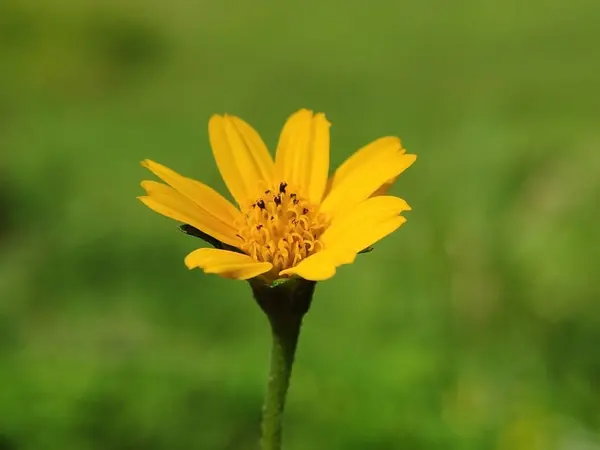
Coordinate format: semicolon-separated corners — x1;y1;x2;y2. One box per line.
1;0;599;449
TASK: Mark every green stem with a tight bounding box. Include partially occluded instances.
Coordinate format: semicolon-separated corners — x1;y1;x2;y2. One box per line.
261;312;303;450
250;279;316;450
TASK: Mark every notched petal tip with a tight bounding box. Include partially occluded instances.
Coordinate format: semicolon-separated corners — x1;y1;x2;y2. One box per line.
288;109;331;124
390;196;412;213
403;153;417;167
309;111;331;133
314;111;331;125
140;159;153;169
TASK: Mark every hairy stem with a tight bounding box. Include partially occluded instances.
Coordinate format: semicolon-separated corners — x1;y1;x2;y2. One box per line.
260;312;303;450
251;279;315;450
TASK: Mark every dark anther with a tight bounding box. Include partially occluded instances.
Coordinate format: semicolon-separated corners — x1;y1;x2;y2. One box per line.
270;215;274;220
293;199;299;205
257;200;266;209
256;224;263;230
290;193;296;198
274;195;282;206
279;182;287;193
251;203;256;208
265;189;271;194
302;208;309;214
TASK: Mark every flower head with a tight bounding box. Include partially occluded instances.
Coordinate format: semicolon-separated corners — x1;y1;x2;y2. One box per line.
138;109;416;282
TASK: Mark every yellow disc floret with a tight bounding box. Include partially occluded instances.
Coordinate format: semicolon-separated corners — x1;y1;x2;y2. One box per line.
237;182;328;274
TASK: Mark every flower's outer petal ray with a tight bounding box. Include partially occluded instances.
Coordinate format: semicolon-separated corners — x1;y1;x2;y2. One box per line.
338;217;407;265
141;160;241;224
279;250;338;281
185;248;272;280
321;138;416;217
209;115;274;208
139;181;240;247
326;137;404;194
321;196;411;261
274;109;330;204
325;195;411;232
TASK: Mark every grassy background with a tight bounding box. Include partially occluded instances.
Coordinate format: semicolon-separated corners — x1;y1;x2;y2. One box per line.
1;0;600;448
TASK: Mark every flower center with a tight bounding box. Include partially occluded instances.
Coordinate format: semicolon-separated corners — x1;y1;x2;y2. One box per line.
236;182;328;274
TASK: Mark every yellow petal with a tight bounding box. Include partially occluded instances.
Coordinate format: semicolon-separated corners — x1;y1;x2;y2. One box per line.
141;159;241;224
325;195;411;231
321;138;416;217
274;109;331;204
322;196;410;256
185;248;272;280
341;216;407;260
279;250;338;281
208;114;274;207
139;181;241;247
327;137;405;193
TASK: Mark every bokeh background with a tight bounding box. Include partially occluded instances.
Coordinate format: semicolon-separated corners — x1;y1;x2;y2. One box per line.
2;0;600;449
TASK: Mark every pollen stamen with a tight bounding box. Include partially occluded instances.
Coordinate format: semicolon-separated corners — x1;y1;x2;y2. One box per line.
236;183;328;274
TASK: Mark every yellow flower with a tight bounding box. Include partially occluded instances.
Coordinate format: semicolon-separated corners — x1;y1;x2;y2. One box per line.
138;109;416;282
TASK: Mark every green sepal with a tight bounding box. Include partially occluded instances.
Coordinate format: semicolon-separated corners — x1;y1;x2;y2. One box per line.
178;224;243;253
268;277;296;288
249;276;315;318
358;246;374;254
250;275;302;291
